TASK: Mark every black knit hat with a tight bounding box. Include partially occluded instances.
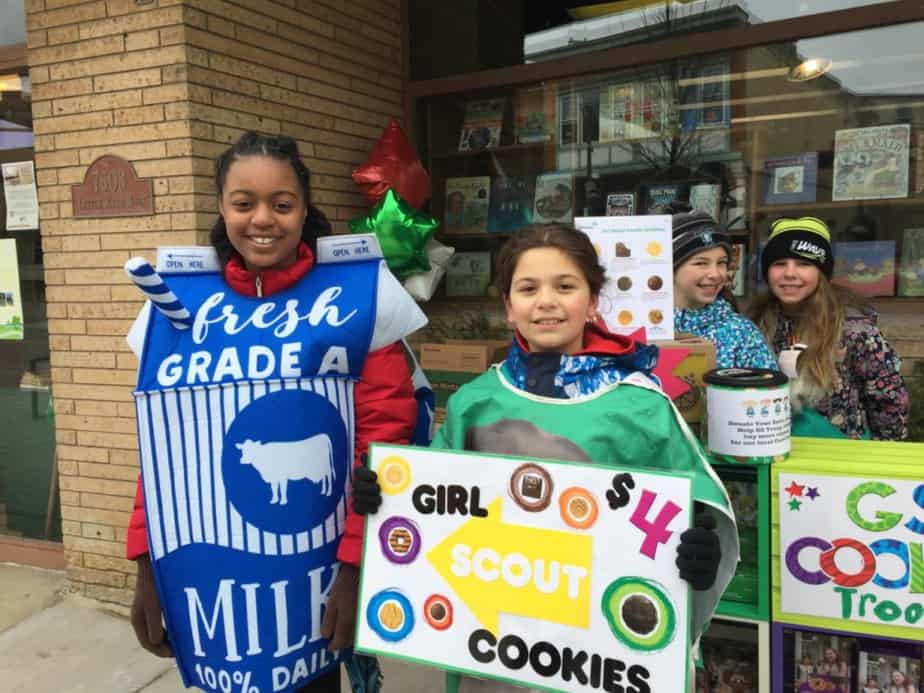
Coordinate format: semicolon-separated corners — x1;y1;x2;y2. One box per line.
669;202;731;268
760;217;834;279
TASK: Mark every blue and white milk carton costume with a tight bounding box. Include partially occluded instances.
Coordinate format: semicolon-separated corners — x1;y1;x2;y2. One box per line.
126;236;427;693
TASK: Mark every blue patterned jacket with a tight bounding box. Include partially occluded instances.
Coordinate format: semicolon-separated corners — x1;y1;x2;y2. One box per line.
674;297;778;370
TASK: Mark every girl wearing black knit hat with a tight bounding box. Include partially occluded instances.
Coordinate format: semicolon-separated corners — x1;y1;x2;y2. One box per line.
748;217;909;440
668;203;777;370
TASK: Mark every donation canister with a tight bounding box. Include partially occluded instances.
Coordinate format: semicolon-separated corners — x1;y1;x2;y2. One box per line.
703;368;790;464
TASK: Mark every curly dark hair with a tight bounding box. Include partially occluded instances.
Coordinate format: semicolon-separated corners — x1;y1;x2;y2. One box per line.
493;223;606;297
209;131;331;267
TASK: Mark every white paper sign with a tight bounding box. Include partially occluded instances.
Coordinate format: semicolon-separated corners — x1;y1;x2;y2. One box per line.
574;215;673;339
357;444;692;693
778;472;924;634
1;161;39;230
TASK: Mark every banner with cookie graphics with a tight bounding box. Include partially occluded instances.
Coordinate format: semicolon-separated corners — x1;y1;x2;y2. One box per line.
356;444;693;693
773;438;924;643
574;215;674;340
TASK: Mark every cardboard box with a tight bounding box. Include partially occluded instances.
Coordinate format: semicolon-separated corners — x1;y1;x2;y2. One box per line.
421;341;509;408
652;334;717;424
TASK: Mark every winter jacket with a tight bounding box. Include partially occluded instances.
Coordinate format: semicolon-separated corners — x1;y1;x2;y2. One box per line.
674;297;778;370
768;307;909;441
126;242;418;565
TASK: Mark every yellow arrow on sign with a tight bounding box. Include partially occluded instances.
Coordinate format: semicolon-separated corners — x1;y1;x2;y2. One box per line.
427;498;593;635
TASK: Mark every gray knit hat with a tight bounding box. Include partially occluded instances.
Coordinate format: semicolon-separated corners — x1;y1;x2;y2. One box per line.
671;206;732;268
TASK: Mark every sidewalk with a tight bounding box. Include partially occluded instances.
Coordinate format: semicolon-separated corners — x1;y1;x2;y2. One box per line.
0;562;442;692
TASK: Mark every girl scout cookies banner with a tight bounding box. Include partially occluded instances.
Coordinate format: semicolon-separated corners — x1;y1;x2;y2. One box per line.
356;444;694;693
776;458;924;642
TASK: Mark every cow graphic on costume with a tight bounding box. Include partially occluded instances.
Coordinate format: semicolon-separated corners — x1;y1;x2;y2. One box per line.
236;434;336;504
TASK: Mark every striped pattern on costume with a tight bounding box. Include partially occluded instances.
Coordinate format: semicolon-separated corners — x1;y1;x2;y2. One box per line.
124;257;193;329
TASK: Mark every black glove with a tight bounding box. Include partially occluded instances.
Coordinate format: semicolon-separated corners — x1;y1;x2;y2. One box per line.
320;563;360;651
130;554;173;658
352;462;382;516
676;512;721;591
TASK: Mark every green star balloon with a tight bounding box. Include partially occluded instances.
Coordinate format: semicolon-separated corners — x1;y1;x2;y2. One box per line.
348;188;438;280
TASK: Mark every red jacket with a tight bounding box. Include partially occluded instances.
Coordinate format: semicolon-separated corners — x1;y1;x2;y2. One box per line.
126;243;418;565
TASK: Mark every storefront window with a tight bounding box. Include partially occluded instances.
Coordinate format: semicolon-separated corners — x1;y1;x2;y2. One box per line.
0;12;59;541
419;20;924;305
410;1;898;80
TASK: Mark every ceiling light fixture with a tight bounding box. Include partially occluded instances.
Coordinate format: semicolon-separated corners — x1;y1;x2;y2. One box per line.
787;58;833;82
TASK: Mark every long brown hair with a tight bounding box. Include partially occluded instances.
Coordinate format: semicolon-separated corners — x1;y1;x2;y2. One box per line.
494;223;606;298
748;274;859;391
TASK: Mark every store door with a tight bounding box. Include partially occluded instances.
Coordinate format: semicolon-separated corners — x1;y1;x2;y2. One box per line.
0;75;60;545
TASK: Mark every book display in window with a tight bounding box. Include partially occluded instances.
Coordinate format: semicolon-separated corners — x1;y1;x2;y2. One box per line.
445;251;492;297
514;86;552;144
689;182;721;221
605;192;635;217
458;99;505;152
443;176;490;235
914;129;924;195
762;152;818;205
533;173;574;224
487;175;535;233
832;241;896;297
897;227;924;296
699;62;731;128
832;124;910;201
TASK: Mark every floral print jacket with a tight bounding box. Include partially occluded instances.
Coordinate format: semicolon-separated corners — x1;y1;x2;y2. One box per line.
770;308;909;440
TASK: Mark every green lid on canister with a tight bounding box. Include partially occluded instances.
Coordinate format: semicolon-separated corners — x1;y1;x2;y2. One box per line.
703;368;788;388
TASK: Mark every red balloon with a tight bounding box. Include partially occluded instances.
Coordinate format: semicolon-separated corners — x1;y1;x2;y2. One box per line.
353;119;431;209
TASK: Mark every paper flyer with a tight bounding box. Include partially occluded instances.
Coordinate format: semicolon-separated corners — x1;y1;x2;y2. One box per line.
2;161;39;230
574;215;674;339
0;238;24;340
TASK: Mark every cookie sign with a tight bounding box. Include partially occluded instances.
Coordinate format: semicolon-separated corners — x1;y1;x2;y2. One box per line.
356;444;693;693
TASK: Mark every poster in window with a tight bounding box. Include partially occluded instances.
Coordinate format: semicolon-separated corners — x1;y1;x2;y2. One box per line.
514;86;552;144
605;192;635;216
832;124;910;201
787;629;856;693
0;238;24;340
832;241;896;297
458;99;505;152
897;227;924;296
487;175;535;233
856;639;922;693
1;161;39;230
762;152;818;205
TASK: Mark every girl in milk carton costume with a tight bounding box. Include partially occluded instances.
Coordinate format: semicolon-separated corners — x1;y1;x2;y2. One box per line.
124;132;427;693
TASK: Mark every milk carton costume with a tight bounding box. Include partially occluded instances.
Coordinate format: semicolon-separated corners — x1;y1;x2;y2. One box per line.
126;238;426;693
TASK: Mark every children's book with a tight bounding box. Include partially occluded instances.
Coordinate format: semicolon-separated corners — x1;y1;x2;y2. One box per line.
487;175;534;233
533;173;574;224
643;183;683;213
832;241;897;297
605;192;635;216
458;99;505;152
443;176;490;234
762;152;818;205
445;251;491;297
689;182;721;220
833;124;910;201
898;227;924;296
730;243;747;297
515;87;552;144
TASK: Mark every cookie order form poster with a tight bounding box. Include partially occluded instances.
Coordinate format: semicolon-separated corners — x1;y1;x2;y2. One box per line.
356;444;692;693
574;215;673;340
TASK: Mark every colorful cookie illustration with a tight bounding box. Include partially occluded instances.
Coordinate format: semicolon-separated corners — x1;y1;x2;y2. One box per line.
618;310;633;325
367;589;414;642
509;463;553;512
615;242;631;258
559;487;599;529
616;276;632;291
423;594;453;630
378;516;422;564
646;241;663;257
378;456;411;495
648;309;664;325
647;275;663;290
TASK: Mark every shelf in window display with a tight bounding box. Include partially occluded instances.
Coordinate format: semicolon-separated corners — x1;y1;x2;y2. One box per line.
755;195;924;215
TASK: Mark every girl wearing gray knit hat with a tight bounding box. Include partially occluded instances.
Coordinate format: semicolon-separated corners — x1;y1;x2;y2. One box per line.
668;203;778;370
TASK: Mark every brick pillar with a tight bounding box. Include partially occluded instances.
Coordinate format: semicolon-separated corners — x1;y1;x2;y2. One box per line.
26;0;403;605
